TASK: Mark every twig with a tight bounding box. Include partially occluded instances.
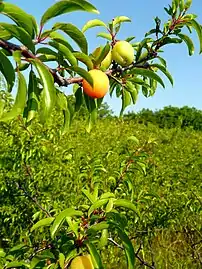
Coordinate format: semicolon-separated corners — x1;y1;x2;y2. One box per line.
108;238;124;249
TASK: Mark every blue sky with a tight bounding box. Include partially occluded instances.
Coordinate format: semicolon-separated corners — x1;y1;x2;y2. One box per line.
2;0;202;114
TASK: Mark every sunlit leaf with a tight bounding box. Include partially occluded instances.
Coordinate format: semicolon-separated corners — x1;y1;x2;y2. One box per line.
0;23;35;53
85;242;104;269
82;19;107;33
113;16;131;26
30;217;54;232
73;52;94;70
0;72;27;122
49;40;77;66
177;33;194;55
130;68;165;88
30;59;56;123
53;22;88;54
41;0;99;26
97;32;112;41
50;208;83;239
151;63;174;85
191;19;202;53
0;1;36;37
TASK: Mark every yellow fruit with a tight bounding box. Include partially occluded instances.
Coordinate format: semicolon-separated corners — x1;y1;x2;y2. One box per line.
112;40;134;67
70;255;94;269
82;69;109;99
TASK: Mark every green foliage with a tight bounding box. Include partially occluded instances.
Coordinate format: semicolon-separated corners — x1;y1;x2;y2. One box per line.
0;0;201;130
0;109;202;268
125;106;202;131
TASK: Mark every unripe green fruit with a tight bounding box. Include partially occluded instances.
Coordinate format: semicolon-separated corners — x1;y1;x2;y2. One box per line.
112;40;134;67
70;255;94;269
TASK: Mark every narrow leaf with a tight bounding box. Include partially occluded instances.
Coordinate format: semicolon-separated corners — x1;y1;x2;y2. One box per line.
50;208;83;239
31;217;54;232
0;50;15;92
130;68;165;88
0;72;27;122
177;33;194;55
85;242;104;269
0;2;35;37
82;19;107;33
31;59;56;123
41;0;99;26
53;22;88;54
49;40;77;66
0;23;35;53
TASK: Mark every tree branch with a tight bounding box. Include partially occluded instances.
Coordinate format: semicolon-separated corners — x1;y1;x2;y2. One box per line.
0;38;150;88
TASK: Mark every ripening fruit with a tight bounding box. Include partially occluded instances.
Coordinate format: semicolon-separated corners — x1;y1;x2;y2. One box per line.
82;69;109;99
70;255;94;269
112;40;134;67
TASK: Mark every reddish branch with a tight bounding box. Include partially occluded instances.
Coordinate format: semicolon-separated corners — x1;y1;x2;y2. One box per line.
0;38;147;88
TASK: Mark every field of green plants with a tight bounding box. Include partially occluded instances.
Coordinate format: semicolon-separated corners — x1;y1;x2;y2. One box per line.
1;108;202;268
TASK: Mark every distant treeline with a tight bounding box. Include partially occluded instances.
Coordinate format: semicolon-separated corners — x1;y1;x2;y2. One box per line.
124;106;202;130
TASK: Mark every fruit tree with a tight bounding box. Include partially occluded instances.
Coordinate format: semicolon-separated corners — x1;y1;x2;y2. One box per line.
0;0;201;268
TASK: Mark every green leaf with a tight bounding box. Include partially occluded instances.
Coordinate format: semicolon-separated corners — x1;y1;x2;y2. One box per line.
0;27;12;40
105;198;114;212
88;199;109;217
53;22;88;54
191;20;202;54
82;19;107;33
135;38;153;61
0;1;36;37
0;72;27;122
82;188;95;204
113;16;131;26
184;0;192;9
48;31;74;52
40;0;99;26
130;68;165;88
74;86;83;112
157;56;167;67
113;199;137;213
177;33;194;55
87;222;109;234
151;63;174;85
31;217;54;232
0;50;15;92
179;0;185;12
63;99;74;135
120;89;131;116
49;40;77;66
97;32;112;41
6;261;29;268
125;81;138;104
30;59;56;123
160;36;183;46
85;95;98;133
94;43;111;66
98;229;109;249
68;66;93;87
0;23;35;53
59;253;65;269
73;52;94;70
85;242;104;269
50;208;83;239
36;47;58;57
116;228;135;269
